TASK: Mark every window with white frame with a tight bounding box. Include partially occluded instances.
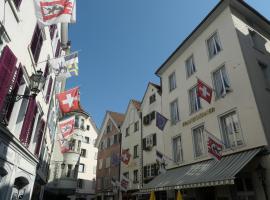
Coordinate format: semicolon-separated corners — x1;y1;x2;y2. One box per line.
207;32;222;59
172;136;183;163
170;99;180;124
258;61;270;89
186;55;196;77
79;164;85;173
220;111;243;149
169;72;177;91
189;86;201;114
213;66;231;99
192;125;206;158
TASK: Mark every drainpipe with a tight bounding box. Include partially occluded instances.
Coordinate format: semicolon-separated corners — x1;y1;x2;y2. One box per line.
140;112;144;189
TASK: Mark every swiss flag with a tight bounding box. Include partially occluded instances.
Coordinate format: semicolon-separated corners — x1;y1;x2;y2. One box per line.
59;116;75;138
207;133;223;161
121;149;131;165
57;87;80;113
197;79;213;104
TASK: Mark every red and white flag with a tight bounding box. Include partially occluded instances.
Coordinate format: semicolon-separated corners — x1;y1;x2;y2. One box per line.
206;131;223;161
120;175;129;192
34;0;76;26
197;79;213;104
58;133;70;153
57;87;80;113
121;149;131;165
59;116;75;138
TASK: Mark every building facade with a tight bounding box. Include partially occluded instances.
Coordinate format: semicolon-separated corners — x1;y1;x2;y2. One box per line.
120;100;141;199
95;111;124;200
0;0;68;199
141;0;270;200
45;110;99;200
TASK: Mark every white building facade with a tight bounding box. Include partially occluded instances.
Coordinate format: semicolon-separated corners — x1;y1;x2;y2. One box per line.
141;0;270;200
0;0;68;200
45;110;99;200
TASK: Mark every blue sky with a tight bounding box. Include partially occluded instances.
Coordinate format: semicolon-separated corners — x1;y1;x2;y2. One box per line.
67;0;270;128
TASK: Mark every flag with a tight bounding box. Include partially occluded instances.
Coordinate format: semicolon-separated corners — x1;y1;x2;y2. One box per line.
34;0;76;26
197;79;213;104
57;87;80;113
121;149;131;165
58;133;70;153
65;52;79;76
111;153;121;166
206;131;223;161
149;191;156;200
156;150;166;174
176;191;183;200
51;52;79;78
120;175;129;192
58;116;75;138
156;112;168;131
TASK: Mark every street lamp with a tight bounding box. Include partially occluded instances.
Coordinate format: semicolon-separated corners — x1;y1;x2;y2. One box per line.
10;70;46;102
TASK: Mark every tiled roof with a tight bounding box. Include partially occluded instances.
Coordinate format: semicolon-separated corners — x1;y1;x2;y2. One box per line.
108;111;125;126
131;99;141;111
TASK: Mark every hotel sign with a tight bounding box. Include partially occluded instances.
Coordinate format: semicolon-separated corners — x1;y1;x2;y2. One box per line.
182;107;215;127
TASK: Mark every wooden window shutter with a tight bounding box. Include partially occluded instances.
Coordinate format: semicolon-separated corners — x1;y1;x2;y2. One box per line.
35;119;46;156
0;45;17;111
30;24;43;63
19;97;37;147
152;134;157;146
5;66;23;122
142;138;146;150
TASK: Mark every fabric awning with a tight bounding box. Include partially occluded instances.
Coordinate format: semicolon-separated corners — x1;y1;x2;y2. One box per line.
141;148;261;192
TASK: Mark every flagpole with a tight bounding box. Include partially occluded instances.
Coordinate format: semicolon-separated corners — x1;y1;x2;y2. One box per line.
34;50;81;66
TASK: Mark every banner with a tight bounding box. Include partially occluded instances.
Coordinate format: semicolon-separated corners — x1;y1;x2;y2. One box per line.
34;0;76;26
58;116;75;138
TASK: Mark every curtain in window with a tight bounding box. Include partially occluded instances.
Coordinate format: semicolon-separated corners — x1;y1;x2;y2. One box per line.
221;67;230;90
170;100;179;123
193;127;204;157
208;37;216;57
19;97;37;147
214;69;223;97
0;46;17;111
213;34;221;53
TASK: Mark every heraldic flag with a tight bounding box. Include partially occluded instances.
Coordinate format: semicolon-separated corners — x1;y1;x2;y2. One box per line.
57;87;80;113
197;78;213;104
34;0;76;26
51;52;79;78
156;112;168;131
58;132;70;153
121;149;131;165
59;116;75;138
206;130;223;161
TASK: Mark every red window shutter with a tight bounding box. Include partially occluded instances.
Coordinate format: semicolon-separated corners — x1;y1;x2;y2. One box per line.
5;66;23;122
55;40;61;57
19;97;37;148
35;119;46;156
46;77;53;103
0;46;17;111
13;0;22;9
49;24;57;40
30;25;43;63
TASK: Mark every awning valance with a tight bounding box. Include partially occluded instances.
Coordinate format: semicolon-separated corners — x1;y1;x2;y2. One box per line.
141;148;261;192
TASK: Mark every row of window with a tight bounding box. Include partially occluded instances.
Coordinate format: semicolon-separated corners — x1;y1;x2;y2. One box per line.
169;65;231;124
172;110;243;162
168;32;222;93
100;134;120;150
125;121;139;137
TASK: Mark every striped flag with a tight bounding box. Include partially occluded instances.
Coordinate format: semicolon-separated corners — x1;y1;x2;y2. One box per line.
34;0;76;26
